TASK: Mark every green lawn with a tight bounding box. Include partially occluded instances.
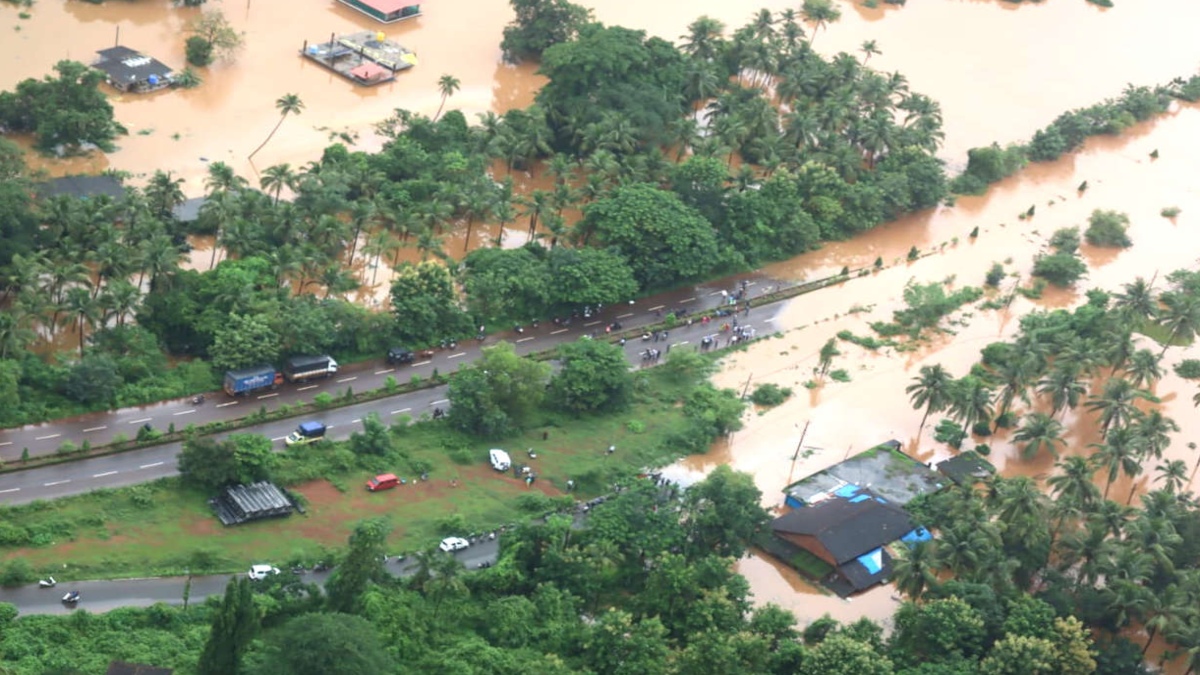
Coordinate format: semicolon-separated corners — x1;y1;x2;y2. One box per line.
0;369;708;580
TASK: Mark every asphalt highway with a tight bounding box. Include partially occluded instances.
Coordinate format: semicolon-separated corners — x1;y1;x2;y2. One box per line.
0;292;781;505
0;537;502;615
0;272;784;461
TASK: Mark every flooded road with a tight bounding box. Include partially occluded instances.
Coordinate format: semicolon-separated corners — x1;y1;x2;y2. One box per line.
6;0;1200;639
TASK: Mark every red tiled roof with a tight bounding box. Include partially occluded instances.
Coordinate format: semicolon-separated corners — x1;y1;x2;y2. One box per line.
350;62;390;80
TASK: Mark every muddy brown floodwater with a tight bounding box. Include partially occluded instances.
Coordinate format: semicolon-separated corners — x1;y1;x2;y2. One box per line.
6;0;1200;644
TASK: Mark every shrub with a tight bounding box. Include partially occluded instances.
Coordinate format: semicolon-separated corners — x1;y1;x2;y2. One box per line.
750;383;792;407
829;369;851;382
1162;206;1181;218
175;67;202;88
516;493;554;513
0;559;34;587
313;392;334;408
974;443;991;456
1048;227;1081;254
447;447;474;465
625;420;645;433
1084;209;1132;248
984;263;1005;288
185;36;213;67
971;421;992;437
933;419;967;449
1174;359;1200;379
907;246;919;261
993;411;1017;429
1032;252;1087;287
436;513;468;536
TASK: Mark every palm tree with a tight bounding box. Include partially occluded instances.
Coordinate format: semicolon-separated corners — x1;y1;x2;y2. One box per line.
259;163;297;206
1124;349;1164;389
1012;412;1065;460
1090;427;1144;500
1111;276;1158;325
992;355;1039;427
891;540;938;600
1132;409;1178;463
63;286;99;357
680;16;726;61
1037;363;1087;419
434;74;461;121
98;279;141;327
800;0;841;46
935;524;995;579
859;39;880;64
1142;584;1187;655
1085;378;1153;439
1156;459;1188;494
249;93;304;159
0;310;36;360
1047;455;1101;511
947;375;995;433
906;364;953;437
1158;291;1200;358
144;170;187;221
203;161;247;196
817;338;839;377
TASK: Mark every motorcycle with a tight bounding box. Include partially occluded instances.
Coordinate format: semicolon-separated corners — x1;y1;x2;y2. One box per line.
62;591;80;604
513;324;524;334
38;577;56;588
192;394;205;405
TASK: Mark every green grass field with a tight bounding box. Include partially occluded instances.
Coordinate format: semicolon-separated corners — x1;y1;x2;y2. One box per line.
0;368;712;580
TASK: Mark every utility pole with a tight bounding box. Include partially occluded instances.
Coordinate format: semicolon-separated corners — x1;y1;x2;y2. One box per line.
114;25;120;48
740;373;753;400
784;421;810;487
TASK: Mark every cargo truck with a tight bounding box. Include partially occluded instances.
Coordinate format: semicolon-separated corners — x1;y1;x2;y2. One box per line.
285;421;327;446
282;355;340;383
224;365;283;396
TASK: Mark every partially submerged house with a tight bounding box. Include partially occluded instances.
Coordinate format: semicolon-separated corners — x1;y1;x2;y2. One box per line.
770;486;931;596
782;440;946;509
37;174;126;201
936;450;997;487
93;46;175;93
209;481;295;526
338;0;422;23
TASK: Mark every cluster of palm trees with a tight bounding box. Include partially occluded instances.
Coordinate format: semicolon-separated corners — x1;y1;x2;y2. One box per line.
893;271;1200;669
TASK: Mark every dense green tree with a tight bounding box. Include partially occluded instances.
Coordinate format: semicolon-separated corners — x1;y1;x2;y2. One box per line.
62;354;121;405
544;246;638;311
209;313;281;372
801;633;892;675
245;612;389;675
178;434;275;491
890;597;986;667
460;245;551;325
389;261;473;346
680;465;768;560
448;341;551;436
0;60;124;151
198;577;259;675
347;413;393;457
326;518;390;614
582;183;726;289
549;338;633;414
500;0;592;62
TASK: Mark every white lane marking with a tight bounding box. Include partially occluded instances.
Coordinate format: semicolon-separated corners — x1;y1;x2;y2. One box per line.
391;408;411;415
0;488;18;494
677;341;690;345
257;393;279;399
412;360;431;367
747;281;757;286
326;425;336;430
374;368;394;375
352;418;361;424
618;313;634;318
128;418;152;425
431;399;449;406
0;442;10;447
584;320;601;327
216;401;238;408
336;376;358;383
173;409;195;416
551;329;568;335
680;297;696;303
139;462;164;469
516;336;534;343
82;426;107;433
93;471;118;478
448;352;466;359
297;385;318;391
35;434;61;440
648;305;665;311
44;480;70;487
271;436;286;441
708;291;722;296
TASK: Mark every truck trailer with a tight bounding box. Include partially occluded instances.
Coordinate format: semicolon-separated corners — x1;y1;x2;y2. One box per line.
224;366;282;396
282;355;340;383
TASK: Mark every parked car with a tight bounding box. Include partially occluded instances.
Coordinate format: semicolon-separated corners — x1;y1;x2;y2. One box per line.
489;448;511;472
248;564;280;581
366;473;400;492
439;537;469;553
387;347;415;365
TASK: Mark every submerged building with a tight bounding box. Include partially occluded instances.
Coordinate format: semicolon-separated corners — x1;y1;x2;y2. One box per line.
337;0;422;23
93;46;175;93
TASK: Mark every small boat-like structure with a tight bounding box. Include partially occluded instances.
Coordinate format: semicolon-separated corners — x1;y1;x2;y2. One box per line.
300;32;418;86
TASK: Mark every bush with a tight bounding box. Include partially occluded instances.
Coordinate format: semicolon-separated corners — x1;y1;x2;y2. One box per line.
1162;206;1181;218
971;421;992;437
993;411;1017;429
1174;359;1200;379
313;392;334;408
984;263;1005;288
185;36;213;67
1084;209;1132;248
933;419;967;449
829;369;851;382
1032;252;1087;287
0;559;34;587
750;383;792;407
1048;227;1081;254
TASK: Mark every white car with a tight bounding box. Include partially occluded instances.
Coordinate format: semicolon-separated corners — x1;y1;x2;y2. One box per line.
439;537;469;553
248;564;280;581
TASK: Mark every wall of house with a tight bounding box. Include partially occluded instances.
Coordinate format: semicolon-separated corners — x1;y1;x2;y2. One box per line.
776;532;836;567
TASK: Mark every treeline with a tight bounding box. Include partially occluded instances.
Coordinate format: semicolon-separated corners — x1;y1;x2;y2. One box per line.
0;3;948;427
951;76;1200;194
0;464;1145;675
897;266;1200;672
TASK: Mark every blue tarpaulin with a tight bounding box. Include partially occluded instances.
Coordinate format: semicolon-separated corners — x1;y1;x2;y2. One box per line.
834;484;861;498
857;548;884;574
900;527;933;545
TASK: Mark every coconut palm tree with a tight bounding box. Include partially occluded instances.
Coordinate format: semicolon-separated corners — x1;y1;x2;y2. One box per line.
1124;349;1164;389
1141;584;1188;655
1132;409;1179;463
1012;412;1065;460
947;375;995;433
0;310;36;360
249;93;304;159
891;540;938;600
1054;522;1111;590
680;16;726;61
1090;426;1145;500
1158;291;1200;358
1048;455;1101;512
259;163;297;206
1085;377;1153;439
1156;459;1189;494
1111;276;1158;325
434;74;461;121
991;355;1040;427
800;0;841;46
859;39;880;64
935;524;996;579
906;364;953;438
62;286;99;357
97;279;141;327
1037;363;1087;419
144;169;187;222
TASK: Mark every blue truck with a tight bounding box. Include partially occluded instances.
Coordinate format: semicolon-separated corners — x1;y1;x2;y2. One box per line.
223;365;282;396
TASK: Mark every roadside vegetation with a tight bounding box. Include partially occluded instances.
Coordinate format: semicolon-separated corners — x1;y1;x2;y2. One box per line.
0;341;744;579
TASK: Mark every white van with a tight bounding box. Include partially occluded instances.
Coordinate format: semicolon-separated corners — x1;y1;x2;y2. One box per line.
489;448;511;472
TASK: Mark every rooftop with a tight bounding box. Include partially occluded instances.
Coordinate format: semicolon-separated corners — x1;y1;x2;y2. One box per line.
356;0;420;13
94;46;174;84
210;481;294;526
37;174;126;200
936;450;996;486
783;440;946;507
772;490;914;564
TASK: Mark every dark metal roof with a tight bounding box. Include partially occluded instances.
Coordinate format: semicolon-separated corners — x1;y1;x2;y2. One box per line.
936;451;996;486
94;46;174;83
210;482;294;526
839;549;894;592
38;175;126;200
772;493;914;565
